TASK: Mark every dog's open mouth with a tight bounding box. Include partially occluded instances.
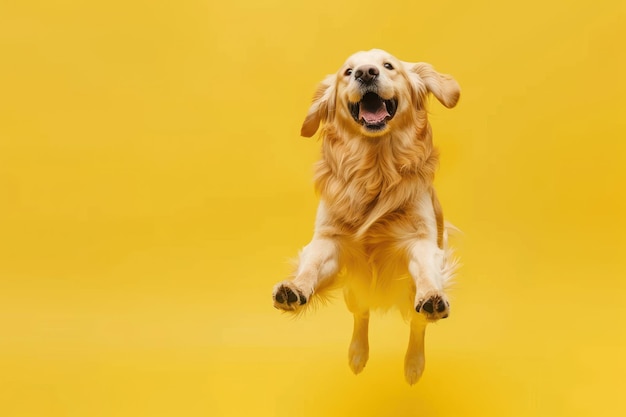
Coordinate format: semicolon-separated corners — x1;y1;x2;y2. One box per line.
349;92;398;131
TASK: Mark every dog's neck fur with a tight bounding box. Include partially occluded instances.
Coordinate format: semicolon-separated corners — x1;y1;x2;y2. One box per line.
314;115;439;237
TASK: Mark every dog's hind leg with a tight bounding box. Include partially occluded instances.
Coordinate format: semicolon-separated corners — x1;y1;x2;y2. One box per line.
343;262;373;375
405;315;427;385
348;309;370;374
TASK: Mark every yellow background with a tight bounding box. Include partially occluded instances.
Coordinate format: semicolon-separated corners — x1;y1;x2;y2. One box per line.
1;0;625;416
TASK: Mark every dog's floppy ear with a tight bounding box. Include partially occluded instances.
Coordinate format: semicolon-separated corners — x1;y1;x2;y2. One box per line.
406;62;460;109
301;74;336;137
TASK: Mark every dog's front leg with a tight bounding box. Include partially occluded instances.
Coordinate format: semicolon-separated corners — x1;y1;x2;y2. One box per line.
408;239;450;321
272;235;340;311
407;190;451;321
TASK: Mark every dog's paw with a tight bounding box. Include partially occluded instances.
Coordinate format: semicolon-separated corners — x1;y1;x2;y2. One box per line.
404;353;425;385
348;340;369;375
415;292;450;321
272;281;307;311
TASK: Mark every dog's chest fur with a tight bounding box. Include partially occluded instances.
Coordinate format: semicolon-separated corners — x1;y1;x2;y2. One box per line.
314;126;438;234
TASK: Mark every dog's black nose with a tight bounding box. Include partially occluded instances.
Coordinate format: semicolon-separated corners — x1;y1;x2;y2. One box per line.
354;65;379;84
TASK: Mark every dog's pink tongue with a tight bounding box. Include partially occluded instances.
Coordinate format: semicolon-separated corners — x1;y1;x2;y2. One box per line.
359;106;389;124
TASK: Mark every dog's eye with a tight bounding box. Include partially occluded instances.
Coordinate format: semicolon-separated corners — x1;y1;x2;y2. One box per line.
384;63;394;70
344;68;353;76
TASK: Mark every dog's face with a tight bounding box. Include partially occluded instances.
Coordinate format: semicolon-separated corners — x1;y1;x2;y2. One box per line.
338;49;406;136
301;49;460;138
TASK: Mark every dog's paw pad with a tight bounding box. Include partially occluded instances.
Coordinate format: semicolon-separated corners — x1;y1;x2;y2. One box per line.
415;293;449;321
273;282;307;311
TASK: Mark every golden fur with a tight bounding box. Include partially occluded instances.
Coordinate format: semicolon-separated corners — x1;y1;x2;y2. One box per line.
272;49;460;384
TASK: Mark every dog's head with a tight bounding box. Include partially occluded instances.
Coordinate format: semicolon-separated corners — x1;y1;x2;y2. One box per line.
301;49;460;138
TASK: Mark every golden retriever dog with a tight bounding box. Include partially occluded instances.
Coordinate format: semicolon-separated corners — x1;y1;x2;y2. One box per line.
272;49;460;384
